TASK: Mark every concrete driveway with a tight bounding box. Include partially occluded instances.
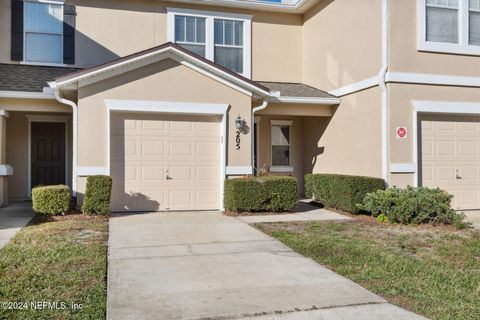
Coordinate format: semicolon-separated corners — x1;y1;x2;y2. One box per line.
107;211;426;320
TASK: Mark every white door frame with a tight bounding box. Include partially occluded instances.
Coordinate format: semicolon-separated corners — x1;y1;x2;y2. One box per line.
104;99;229;211
412;101;480;187
26;114;70;196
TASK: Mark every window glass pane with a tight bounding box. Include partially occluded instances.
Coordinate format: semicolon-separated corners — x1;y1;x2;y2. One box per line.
177;43;205;57
224;20;234;45
185;16;196;43
196;18;206;43
272;146;290;166
25;2;62;34
214;19;224;45
471;0;480;10
234;21;243;46
25;33;62;63
469;11;480;45
426;6;458;43
175;16;185;42
272;125;290;146
214;47;243;73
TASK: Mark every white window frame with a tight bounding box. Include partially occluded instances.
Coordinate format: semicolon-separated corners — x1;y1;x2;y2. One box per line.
418;0;480;55
22;0;66;67
269;120;293;173
167;7;252;78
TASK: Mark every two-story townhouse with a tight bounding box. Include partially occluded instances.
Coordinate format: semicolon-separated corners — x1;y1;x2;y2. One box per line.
0;0;479;213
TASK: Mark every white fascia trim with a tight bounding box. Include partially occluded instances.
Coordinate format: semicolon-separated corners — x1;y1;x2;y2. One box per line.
269;165;294;173
328;76;379;97
225;166;253;175
0;164;13;176
413;100;480;114
0;90;55;99
77;167;110;176
105;99;229;115
386;72;480;87
390;163;416;173
53;46;269;97
165;0;311;13
267;96;341;105
166;7;252;20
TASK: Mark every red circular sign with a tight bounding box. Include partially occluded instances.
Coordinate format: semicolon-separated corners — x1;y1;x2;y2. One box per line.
396;127;407;138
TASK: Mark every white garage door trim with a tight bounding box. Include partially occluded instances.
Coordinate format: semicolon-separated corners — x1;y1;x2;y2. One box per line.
412;100;480;188
105;99;229;211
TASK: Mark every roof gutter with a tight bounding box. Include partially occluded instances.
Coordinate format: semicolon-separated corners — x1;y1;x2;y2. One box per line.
267;96;341;105
0;90;55;100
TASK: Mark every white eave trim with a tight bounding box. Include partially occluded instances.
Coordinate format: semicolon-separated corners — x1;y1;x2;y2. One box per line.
267;96;341;105
164;0;313;13
386;72;480;87
0;90;55;99
51;46;270;97
413;100;480;114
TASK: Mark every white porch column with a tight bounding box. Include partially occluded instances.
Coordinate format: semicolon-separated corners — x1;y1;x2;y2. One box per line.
0;110;12;207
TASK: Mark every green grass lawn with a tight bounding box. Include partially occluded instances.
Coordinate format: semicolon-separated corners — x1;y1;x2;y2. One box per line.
256;220;480;320
0;214;108;320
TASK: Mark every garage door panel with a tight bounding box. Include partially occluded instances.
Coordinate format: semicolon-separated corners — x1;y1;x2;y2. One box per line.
111;113;220;212
420;115;480;209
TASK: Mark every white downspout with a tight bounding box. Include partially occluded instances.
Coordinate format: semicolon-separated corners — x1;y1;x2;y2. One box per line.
251;100;269;173
52;88;78;196
379;0;389;184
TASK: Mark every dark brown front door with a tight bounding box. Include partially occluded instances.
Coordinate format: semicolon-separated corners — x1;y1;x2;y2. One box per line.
31;122;66;188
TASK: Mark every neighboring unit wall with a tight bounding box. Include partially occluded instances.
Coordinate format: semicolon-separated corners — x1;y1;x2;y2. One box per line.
303;87;383;178
388;83;480;187
0;0;303;83
302;0;382;91
76;58;252;199
389;0;480;77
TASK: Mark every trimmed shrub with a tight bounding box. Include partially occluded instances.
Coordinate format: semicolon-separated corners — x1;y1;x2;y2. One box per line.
305;173;385;213
32;185;71;215
224;176;297;212
82;175;113;215
358;186;468;228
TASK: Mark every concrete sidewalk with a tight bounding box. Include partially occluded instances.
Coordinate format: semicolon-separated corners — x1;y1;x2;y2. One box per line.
107;211;426;320
236;202;351;224
0;202;35;249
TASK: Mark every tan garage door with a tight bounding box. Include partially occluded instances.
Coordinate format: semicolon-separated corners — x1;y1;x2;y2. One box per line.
420;114;480;210
111;113;221;212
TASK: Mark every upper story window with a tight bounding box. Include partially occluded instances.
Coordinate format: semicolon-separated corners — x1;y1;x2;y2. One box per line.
167;8;252;78
418;0;480;55
24;1;63;64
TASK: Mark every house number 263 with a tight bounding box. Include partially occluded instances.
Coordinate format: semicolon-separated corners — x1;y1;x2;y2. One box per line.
235;131;241;150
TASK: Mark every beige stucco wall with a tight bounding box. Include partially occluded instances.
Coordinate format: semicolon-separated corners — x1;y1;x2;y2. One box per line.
302;0;382;91
0;0;303;83
389;0;480;76
303;86;383;178
77;58;252;197
388;83;480;187
5;111;73;200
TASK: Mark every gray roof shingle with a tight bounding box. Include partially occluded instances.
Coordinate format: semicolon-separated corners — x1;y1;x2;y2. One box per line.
0;63;81;93
257;81;337;99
